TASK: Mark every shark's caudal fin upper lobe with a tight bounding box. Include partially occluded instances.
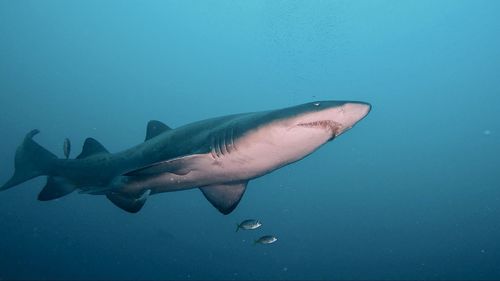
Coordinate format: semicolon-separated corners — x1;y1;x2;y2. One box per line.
0;130;57;191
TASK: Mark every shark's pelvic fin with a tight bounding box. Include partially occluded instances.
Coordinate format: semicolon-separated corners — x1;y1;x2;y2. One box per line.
145;120;171;141
123;154;209;176
106;189;151;213
76;138;109;159
38;176;76;201
1;130;57;191
200;181;248;215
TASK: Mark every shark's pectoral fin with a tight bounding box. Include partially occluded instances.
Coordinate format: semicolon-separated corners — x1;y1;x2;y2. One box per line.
200;182;248;215
145;120;171;141
124;154;210;176
106;189;151;213
38;176;76;201
77;138;109;159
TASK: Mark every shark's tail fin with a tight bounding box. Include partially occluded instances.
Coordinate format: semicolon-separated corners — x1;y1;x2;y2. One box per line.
1;129;57;191
235;223;240;232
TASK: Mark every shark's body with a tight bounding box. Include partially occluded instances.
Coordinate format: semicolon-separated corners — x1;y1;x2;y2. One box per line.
1;101;371;214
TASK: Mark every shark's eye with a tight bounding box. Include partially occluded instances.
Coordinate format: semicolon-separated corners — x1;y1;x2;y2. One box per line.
313;102;320;107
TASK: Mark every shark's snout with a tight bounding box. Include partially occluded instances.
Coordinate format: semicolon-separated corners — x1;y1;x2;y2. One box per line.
288;101;371;137
333;101;371;136
345;101;371;120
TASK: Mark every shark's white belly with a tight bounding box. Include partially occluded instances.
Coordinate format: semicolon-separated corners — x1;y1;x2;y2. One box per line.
121;124;332;194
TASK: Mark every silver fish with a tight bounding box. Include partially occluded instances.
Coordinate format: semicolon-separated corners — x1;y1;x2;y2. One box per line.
63;138;71;159
255;235;277;245
236;219;262;232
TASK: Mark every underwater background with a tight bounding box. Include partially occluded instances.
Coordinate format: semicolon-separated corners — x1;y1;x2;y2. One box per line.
1;0;499;280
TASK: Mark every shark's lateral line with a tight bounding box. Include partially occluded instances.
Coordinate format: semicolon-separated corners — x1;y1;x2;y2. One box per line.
1;101;371;214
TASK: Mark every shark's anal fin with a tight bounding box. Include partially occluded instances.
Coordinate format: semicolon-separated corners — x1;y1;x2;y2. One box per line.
200;181;248;215
145;120;171;141
76;138;109;159
106;189;151;213
38;176;76;201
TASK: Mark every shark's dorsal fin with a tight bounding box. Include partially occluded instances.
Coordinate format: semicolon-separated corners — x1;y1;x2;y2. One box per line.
200;181;248;215
76;138;109;159
106;189;151;213
145;120;171;141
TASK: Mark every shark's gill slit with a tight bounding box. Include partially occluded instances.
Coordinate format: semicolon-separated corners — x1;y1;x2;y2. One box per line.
229;127;236;152
224;129;232;153
210;136;218;159
220;132;227;156
218;134;224;156
225;130;232;154
215;135;222;158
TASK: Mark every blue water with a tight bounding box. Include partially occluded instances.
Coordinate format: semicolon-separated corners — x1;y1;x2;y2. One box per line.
1;1;500;280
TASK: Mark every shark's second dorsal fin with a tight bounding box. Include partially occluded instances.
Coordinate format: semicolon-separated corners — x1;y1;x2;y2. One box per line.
76;138;109;159
145;120;171;141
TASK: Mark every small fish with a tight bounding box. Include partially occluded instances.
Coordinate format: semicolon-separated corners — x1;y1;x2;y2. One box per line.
63;138;71;159
236;219;262;232
254;235;277;245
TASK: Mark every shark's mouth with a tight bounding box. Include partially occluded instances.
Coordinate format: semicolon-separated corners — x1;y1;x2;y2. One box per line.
297;120;343;138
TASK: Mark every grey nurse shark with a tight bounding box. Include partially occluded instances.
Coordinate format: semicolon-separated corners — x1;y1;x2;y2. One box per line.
0;101;371;214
